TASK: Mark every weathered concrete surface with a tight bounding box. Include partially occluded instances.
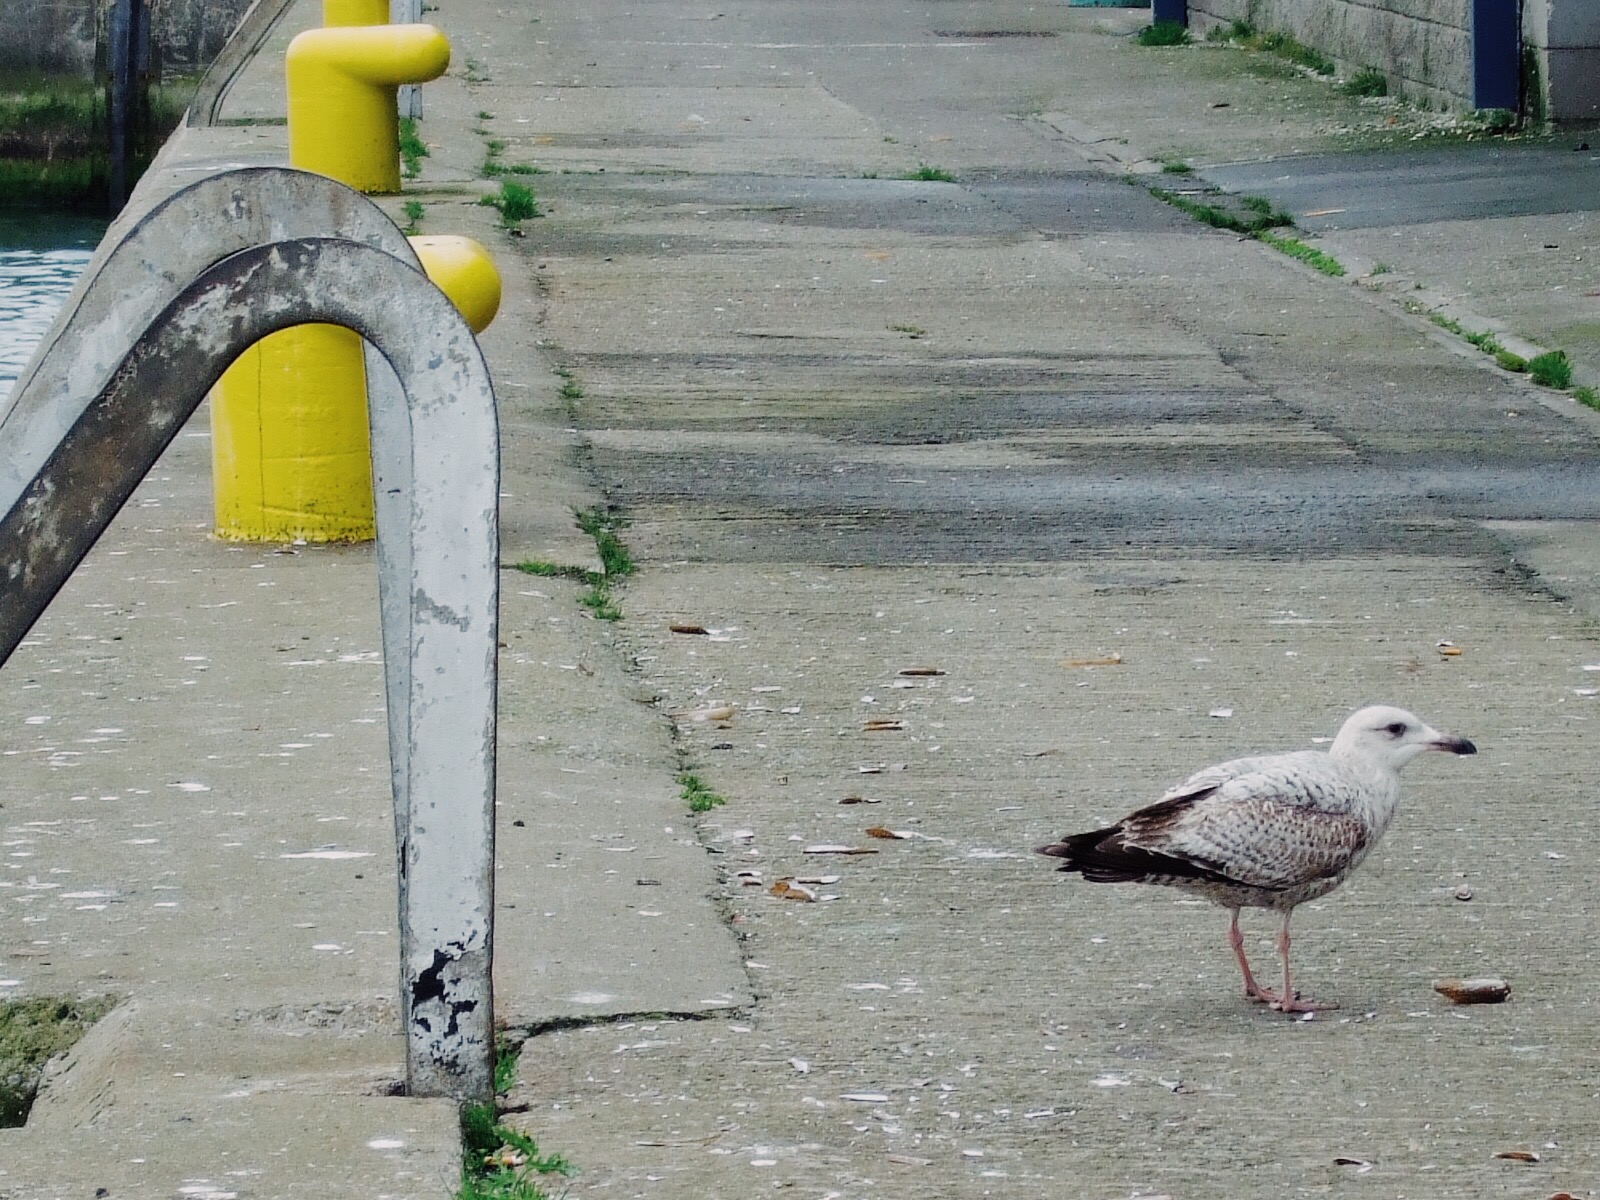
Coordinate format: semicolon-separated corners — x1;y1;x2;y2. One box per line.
6;0;1600;1197
458;1;1600;1197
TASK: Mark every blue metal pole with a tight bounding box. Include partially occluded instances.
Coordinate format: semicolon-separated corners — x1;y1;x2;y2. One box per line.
1471;0;1520;112
1152;0;1188;26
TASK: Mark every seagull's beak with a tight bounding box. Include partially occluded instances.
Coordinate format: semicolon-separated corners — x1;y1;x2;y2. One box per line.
1428;733;1477;755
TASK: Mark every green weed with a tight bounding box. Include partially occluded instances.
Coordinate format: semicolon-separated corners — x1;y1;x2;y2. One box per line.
1160;159;1195;174
458;1099;572;1200
1428;312;1504;356
401;198;425;234
513;560;599;585
1574;385;1599;411
1;997;117;1127
1257;231;1346;276
1135;21;1191;47
1495;350;1527;372
575;508;636;579
399;117;429;178
480;179;538;227
514;508;636;621
1528;349;1573;389
494;1041;520;1096
1472;107;1519;132
1214;25;1335;74
1149;186;1291;234
1342;67;1387;97
1254;31;1334;74
678;773;728;813
902;164;956;182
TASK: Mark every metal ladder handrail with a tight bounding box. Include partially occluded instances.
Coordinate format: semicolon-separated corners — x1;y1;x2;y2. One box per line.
0;170;498;1101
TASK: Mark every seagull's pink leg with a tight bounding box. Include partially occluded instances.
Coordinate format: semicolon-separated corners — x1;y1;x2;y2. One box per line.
1268;911;1339;1014
1226;908;1280;1005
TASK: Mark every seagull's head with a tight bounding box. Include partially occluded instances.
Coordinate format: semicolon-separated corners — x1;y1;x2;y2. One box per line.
1331;705;1478;772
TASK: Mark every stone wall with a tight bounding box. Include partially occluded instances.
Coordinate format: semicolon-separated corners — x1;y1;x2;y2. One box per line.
1186;0;1474;111
1185;0;1597;120
0;0;253;76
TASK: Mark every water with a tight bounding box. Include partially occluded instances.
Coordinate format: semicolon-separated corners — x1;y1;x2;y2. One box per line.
0;215;106;403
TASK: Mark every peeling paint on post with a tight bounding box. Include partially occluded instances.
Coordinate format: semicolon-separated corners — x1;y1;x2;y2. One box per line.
0;172;499;1102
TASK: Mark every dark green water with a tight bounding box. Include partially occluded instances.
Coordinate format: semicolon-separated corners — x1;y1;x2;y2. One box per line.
0;214;106;401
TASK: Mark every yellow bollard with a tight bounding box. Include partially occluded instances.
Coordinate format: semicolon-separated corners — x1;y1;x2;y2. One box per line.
323;0;389;26
212;242;502;542
211;16;453;542
408;236;503;334
286;23;450;195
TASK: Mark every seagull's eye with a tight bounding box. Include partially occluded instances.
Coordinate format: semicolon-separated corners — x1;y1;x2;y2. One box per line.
1383;722;1408;738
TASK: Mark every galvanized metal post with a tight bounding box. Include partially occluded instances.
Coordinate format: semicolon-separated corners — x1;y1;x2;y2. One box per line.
393;0;424;118
0;171;500;1102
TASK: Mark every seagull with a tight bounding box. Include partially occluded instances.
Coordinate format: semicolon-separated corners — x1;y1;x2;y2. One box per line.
1036;705;1477;1013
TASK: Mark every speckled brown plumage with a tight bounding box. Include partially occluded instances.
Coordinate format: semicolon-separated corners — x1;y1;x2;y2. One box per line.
1037;705;1477;1013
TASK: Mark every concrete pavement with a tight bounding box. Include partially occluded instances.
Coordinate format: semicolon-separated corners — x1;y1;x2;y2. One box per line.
4;1;1600;1197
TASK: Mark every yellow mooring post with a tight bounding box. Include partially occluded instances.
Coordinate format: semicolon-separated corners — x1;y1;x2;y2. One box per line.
209;8;453;542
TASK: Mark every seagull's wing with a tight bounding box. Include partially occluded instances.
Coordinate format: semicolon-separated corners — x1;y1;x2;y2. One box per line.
1122;761;1370;891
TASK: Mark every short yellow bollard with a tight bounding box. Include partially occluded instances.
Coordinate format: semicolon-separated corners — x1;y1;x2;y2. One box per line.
286;23;449;195
212;326;375;542
211;13;453;543
212;241;502;542
408;236;503;334
324;0;389;27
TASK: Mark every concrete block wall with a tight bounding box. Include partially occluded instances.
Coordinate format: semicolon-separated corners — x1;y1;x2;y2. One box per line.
1186;0;1474;112
0;1;100;73
0;0;252;76
1187;0;1598;120
1525;0;1600;121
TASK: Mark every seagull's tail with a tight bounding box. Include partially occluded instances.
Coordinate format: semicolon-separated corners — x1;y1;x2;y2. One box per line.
1035;826;1149;883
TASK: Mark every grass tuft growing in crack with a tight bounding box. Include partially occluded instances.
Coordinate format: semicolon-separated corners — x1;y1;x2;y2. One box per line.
1528;349;1573;390
455;1039;572;1200
458;1092;572;1199
399;117;429;179
1135;21;1190;46
678;772;728;813
515;508;635;622
1148;186;1292;234
480;179;539;229
576;508;636;580
1257;230;1346;276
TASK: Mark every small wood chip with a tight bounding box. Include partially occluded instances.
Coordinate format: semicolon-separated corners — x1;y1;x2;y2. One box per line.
1493;1149;1540;1163
863;718;905;732
669;623;710;635
802;844;879;856
896;667;945;677
673;704;734;723
1434;976;1511;1004
1063;653;1122;668
865;826;909;840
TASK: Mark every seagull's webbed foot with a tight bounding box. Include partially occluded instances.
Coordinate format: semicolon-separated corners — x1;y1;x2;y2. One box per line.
1244;981;1284;1006
1269;992;1340;1014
